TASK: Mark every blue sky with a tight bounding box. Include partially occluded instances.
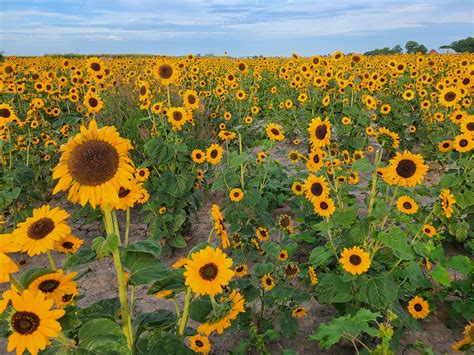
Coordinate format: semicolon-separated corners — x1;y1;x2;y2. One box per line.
1;0;473;56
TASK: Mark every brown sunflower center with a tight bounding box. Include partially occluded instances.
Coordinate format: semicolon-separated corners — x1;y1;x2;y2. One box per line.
236;266;244;272
315;124;328;140
195;340;204;347
68;140;119;186
234;192;240;197
158;64;173;79
396;159;417;178
27;217;55;240
414;303;422;312
62;293;74;302
188;95;196;104
265;277;273;285
0;108;11;118
271;128;280;136
466;122;474;131
311;182;323;196
238;63;245;71
88;98;98;107
280;216;290;227
403;202;412;209
210;149;218;159
349;254;362;266
320;201;329;210
118;187;131;198
11;311;40;335
199;263;218;281
444;91;456;102
173;111;183;121
62;241;74;249
459;139;468;147
38;279;60;293
90;62;101;71
442;143;450;148
140;86;147;96
195;153;202;159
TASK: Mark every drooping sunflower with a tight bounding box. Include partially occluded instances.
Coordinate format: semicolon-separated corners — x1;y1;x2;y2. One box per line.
191;149;206;164
54;234;84;254
211;204;230;249
262;273;275;291
304;175;330;204
7;290;65;355
440;189;455;218
206;144;224;165
313;196;335;218
29;270;78;307
184;246;234;296
339;246;371;275
229;188;244;202
197;290;245;336
407;296;430;319
396;196;419;215
386;151;428;187
308;117;331;148
278;214;292;230
52;120;134;208
12;205;71;256
266;123;285;142
292;306;307;318
308;266;318;285
188;334;211;354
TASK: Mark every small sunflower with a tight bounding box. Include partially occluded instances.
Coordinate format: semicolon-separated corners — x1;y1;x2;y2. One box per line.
306;149;324;172
12;205;71;256
291;181;304;195
339;246;371;275
211;204;230;249
396;196;419;215
29;270;78;307
292;306;307;318
438;140;453;153
304;175;330;204
407;296;430;319
183;89;200;110
308;117;331;148
440;189;455;218
256;227;269;241
54;234;84;254
234;264;248;277
386;151;428;187
135;168;150;182
266;123;285;142
229;188;244;202
167;107;189;131
192;149;206;164
206;144;224;165
453;133;473;153
184;246;234;296
422;224;436;237
189;334;211;354
313;196;335;218
262;273;275;291
277;249;288;262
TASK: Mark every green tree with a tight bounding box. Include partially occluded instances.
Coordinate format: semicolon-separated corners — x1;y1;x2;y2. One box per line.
440;37;474;53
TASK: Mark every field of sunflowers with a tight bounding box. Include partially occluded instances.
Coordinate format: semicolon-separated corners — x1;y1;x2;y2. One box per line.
0;52;473;354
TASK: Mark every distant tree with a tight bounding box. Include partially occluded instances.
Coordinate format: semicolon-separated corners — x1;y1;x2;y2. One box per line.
392;45;403;53
405;41;428;54
363;45;403;56
440;37;474;53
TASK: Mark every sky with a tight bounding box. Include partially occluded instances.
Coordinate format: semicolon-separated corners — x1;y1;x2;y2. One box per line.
1;0;473;56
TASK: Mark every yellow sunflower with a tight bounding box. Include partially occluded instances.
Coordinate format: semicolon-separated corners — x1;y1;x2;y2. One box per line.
135;168;150;182
184;246;234;296
313;196;336;217
308;117;331;148
438;140;453;152
189;334;211;354
0;103;18;124
277;249;288;262
154;60;178;86
453;133;473;153
29;270;78;307
440;189;455;218
292;181;304;195
407;296;430;319
12;205;71;256
304;175;330;204
7;290;65;355
439;87;462;107
234;264;248;277
54;234;84;254
167;107;189;131
206;144;224;165
292;306;307;318
386;151;428;187
266;123;285;141
306;149;324;172
339;246;371;275
308;266;318;285
256;227;269;241
0;253;19;284
84;91;103;114
396;196;419;215
52;119;134;208
211;204;230;249
191;149;206;164
229;188;244;202
422;224;436;237
262;273;275;291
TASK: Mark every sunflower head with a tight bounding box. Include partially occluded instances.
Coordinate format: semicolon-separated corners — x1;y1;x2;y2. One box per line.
407;296;430;319
386;151;428;187
339;246;371;275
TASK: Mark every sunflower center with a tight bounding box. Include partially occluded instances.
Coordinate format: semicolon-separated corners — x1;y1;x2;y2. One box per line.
0;108;11;118
459;139;468;147
11;312;40;335
38;279;60;293
315;125;328;140
62;294;74;302
210;149;218;159
173;111;183;121
27;217;55;240
313;154;320;163
118;187;131;198
349;254;362;266
280;216;290;227
442;143;450;148
236;266;244;272
158;64;173;79
199;263;218;281
396;159;417;178
466;122;474;131
238;63;245;71
320;202;329;210
234;192;240;197
188;95;196;104
140;86;146;96
62;241;74;249
310;182;323;196
265;278;273;285
195;340;204;347
414;304;422;312
88;98;98;107
90;63;101;71
271;128;280;136
68;140;119;186
444;92;456;102
403;202;412;209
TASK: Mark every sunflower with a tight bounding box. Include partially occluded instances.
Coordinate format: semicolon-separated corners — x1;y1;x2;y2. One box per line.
7;290;65;355
84;91;103;114
135;168;150;182
292;306;307;318
0;103;18;124
183;89;199;110
453;133;473;153
211;204;230;249
206;144;224;165
407;296;430;319
308;266;318;285
266;123;285;142
12;205;71;256
52;120;134;208
167;107;189;131
460;117;474;137
438;140;453;152
277;249;288;262
463;322;474;343
192;149;206;164
184;246;234;296
112;178;143;210
304;175;330;204
29;270;78;307
422;224;436;237
284;264;299;278
440;189;455;218
341;116;351;125
172;258;188;269
86;57;105;75
313;196;335;218
306;149;324;172
189;334;211;354
308;117;331;148
54;234;84;254
278;214;292;230
402;89;415;101
288;150;300;163
256;227;269;241
154;61;178;86
229;188;244;202
339;246;371;275
0;253;19;284
262;273;275;291
396;196;419;215
439;87;461;107
234;264;248;277
386;151;428;187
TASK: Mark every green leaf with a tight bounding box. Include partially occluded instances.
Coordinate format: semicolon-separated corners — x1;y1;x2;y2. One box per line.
261;241;280;257
147;332;193;354
331;206;358;228
147;269;185;294
316;273;352;303
279;311;299;339
133;310;176;337
189;298;212;322
126;240;162;257
92;234;119;259
430;266;451;286
19;268;55;289
59;313;83;332
308;247;333;267
254;263;274;276
78;318;128;354
444;255;473;274
65;248;97;269
171;209;187;232
356;273;398;308
352;158;373;172
122;251;168;285
169;235;187;248
378;226;414;260
77;298;121;323
295;232;316;243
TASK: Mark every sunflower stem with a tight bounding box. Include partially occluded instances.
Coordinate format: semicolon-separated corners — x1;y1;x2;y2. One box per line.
9;274;23;291
47;250;57;270
178;287;192;337
112;210;121;244
125;207;131;247
367;148;382;216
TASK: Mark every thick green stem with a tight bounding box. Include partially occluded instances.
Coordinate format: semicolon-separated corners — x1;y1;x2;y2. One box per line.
125;207;131;247
47;250;57;270
178;287;192;337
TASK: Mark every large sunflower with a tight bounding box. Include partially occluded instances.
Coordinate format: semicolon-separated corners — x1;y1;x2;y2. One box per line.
7;290;65;355
184;246;234;296
304;175;330;204
308;117;331;148
438;87;461;107
386;151;428;187
339;246;371;275
407;296;430;319
52;120;134;208
12;205;71;256
29;270;78;308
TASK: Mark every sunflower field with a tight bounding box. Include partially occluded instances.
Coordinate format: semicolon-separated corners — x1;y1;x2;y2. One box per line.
0;52;473;355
